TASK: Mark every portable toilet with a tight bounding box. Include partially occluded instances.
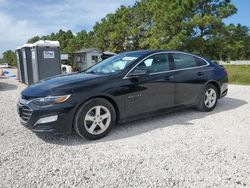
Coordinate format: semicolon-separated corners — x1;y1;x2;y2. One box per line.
16;46;25;83
21;44;33;85
31;40;61;83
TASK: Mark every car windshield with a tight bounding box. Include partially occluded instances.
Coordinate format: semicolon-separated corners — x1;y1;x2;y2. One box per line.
85;53;141;75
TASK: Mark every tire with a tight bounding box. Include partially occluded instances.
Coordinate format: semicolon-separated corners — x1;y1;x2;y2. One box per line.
196;84;219;112
74;98;116;140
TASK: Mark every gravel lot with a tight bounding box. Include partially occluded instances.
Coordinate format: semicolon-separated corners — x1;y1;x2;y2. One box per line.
0;78;250;187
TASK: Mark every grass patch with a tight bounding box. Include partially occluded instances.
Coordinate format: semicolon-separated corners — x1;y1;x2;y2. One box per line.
223;65;250;85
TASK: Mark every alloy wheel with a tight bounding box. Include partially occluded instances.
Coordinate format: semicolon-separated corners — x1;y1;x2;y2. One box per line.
84;105;111;135
204;88;217;108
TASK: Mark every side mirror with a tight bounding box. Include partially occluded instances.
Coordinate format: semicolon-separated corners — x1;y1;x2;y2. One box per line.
127;68;148;78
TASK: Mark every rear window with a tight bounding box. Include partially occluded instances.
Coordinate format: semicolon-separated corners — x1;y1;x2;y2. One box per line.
172;53;207;69
195;57;207;66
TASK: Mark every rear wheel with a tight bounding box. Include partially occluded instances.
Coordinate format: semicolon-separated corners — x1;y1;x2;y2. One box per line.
74;98;116;140
197;84;218;112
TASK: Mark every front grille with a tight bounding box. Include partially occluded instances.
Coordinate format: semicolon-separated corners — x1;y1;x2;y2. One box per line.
19;105;32;122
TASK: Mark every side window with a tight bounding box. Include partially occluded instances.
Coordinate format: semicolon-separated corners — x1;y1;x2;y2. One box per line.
81;56;85;62
135;54;170;73
92;56;99;63
172;53;198;69
195;57;207;66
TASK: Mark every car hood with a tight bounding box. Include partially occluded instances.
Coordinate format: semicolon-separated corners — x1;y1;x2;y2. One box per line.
21;73;108;98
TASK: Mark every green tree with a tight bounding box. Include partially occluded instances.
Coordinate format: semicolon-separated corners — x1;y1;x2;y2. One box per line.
2;50;16;66
27;29;75;53
184;0;237;56
139;0;188;49
92;5;133;52
22;0;249;61
65;30;94;53
127;0;153;50
27;36;40;43
208;24;250;60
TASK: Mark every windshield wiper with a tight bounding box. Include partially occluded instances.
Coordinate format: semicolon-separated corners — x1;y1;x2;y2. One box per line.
85;70;104;75
88;71;96;74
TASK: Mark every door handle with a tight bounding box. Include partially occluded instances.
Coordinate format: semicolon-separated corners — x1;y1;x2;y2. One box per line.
197;72;204;76
165;75;174;81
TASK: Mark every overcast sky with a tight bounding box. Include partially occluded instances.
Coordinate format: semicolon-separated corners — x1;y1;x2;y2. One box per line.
0;0;249;58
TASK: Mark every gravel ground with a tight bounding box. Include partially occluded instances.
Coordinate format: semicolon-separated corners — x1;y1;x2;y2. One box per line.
0;78;250;187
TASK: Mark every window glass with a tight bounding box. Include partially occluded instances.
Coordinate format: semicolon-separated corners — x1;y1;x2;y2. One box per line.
135;54;169;73
81;56;86;62
113;60;127;70
144;59;153;67
195;57;207;66
172;53;198;69
92;56;99;63
86;53;140;74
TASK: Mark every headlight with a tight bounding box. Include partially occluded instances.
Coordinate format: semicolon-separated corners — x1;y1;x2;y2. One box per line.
32;95;71;106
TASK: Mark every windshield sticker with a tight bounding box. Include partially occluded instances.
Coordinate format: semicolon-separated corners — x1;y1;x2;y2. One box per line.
122;57;137;61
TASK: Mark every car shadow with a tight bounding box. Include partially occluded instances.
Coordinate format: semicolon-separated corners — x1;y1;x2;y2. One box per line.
36;97;247;145
0;81;18;91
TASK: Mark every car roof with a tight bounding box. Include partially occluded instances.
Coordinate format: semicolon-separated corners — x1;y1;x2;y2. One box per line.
121;50;207;60
122;49;192;55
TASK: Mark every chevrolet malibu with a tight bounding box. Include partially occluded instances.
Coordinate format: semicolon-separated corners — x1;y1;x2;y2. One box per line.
18;50;228;140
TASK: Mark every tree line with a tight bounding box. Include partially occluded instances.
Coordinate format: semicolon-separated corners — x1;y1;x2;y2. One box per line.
2;0;250;66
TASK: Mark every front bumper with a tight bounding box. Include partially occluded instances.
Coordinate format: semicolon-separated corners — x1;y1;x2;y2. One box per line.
17;100;76;134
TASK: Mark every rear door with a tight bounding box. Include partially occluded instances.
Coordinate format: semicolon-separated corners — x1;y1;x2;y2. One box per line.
170;53;209;105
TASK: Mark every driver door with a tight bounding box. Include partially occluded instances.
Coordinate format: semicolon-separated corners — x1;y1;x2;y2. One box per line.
123;53;175;118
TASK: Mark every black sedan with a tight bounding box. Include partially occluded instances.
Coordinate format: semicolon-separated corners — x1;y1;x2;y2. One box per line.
18;50;228;140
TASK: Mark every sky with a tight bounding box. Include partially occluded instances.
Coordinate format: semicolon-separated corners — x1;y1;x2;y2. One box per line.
0;0;249;58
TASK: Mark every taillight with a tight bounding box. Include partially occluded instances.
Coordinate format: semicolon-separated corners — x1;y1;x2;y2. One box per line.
224;68;228;76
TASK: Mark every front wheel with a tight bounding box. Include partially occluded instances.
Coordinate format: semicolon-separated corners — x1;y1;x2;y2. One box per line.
197;84;218;112
74;98;116;140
